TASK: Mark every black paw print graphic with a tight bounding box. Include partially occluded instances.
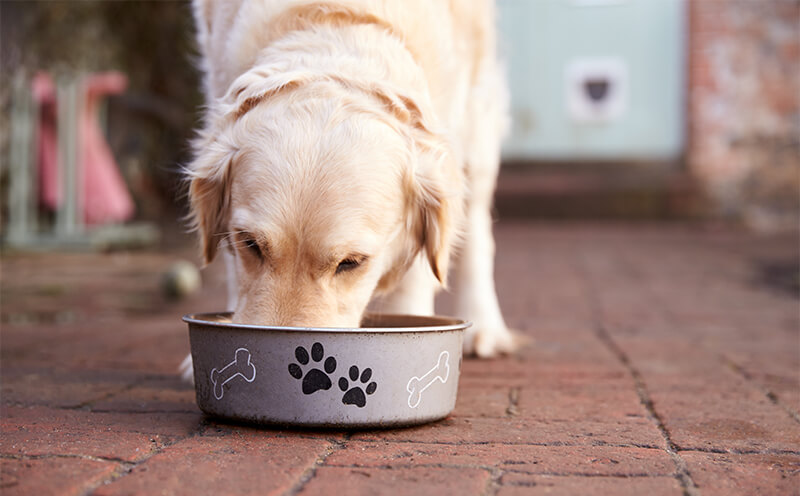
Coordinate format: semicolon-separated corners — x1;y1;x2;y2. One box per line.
339;365;377;408
288;343;336;395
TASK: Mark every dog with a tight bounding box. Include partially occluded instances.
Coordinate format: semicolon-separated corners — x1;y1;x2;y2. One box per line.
181;0;515;380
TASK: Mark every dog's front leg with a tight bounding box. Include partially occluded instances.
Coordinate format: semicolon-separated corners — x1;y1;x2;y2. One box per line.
454;169;516;357
180;249;239;383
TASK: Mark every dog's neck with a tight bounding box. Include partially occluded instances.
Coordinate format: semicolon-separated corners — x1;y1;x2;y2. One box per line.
255;22;426;99
214;17;442;132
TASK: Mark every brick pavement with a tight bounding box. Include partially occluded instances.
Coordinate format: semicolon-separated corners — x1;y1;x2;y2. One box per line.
1;223;798;495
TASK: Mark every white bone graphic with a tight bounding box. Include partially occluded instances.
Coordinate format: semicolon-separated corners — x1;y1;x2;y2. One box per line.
210;348;256;400
406;351;450;408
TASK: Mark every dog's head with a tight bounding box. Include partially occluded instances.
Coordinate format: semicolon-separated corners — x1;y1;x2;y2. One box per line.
188;68;460;327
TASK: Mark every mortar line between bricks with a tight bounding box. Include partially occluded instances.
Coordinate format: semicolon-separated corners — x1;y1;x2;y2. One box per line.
1;385;145;413
281;433;351;496
64;382;143;411
1;453;136;496
594;324;701;496
677;447;800;456
322;461;674;478
0;453;133;465
338;438;664;450
500;473;680;489
50;371;175;412
722;354;800;425
574;252;701;496
75;416;211;495
481;467;503;496
76;408;201;415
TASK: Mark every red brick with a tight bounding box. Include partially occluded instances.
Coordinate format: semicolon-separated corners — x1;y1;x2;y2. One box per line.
516;383;646;422
1;321;114;369
94;433;332;496
452;379;514;418
652;391;800;453
326;441;674;476
1;317;190;375
351;416;665;448
0;252;197;326
761;377;800;415
687;0;799;214
86;325;191;374
298;466;490;496
459;354;541;381
1;405;201;462
497;475;683;496
522;364;630;389
0;456;119;496
613;337;800;453
460;356;628;388
721;347;800;414
682;452;800;496
2;223;799;496
199;418;348;442
1;366;135;409
88;376;197;414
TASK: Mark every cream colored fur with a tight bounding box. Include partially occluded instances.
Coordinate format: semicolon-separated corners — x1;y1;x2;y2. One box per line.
182;0;515;380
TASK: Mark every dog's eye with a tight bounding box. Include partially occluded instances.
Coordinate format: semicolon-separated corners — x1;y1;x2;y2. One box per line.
245;238;259;252
335;258;361;274
239;235;262;259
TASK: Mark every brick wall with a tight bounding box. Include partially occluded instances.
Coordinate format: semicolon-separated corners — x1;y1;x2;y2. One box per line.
688;0;799;229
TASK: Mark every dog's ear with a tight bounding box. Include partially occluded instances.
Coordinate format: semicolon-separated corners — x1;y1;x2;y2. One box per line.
187;66;301;265
384;91;461;287
225;69;312;120
187;132;235;265
415;165;456;286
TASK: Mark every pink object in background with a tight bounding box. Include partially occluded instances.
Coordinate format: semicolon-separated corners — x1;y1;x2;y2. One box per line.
31;73;59;210
31;71;135;226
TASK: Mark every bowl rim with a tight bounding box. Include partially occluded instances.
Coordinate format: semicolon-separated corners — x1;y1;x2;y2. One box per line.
183;312;470;334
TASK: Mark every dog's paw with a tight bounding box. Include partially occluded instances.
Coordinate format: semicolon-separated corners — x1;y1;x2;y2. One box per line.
179;353;195;384
464;325;527;358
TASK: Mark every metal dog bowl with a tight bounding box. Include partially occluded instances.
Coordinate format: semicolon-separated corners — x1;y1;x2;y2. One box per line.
184;312;468;428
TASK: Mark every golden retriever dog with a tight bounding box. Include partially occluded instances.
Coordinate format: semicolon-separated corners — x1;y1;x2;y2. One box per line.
181;0;515;379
